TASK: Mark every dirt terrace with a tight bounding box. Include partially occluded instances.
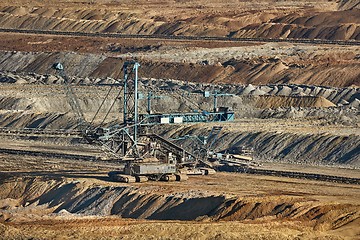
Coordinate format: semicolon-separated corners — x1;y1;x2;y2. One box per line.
1;47;359;87
0;0;359;40
0;1;358;88
0;80;358;166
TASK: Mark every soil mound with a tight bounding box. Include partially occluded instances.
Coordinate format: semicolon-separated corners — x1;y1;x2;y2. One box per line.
255;96;336;109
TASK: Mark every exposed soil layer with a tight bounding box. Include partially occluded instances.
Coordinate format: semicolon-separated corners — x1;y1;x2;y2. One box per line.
0;1;359;40
1;72;358;106
0;32;255;54
0;172;360;239
0;176;359;222
0;219;332;240
160;123;360;166
0;49;359;88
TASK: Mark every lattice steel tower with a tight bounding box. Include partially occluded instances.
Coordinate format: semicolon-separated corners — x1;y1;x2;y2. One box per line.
122;61;141;158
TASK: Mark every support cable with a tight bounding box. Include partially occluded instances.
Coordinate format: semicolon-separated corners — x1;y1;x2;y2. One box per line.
98;85;124;127
88;85;114;127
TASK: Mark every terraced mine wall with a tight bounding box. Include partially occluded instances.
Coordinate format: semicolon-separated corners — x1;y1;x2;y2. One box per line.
0;111;358;167
0;71;358;167
0;4;359;40
0;51;359;87
159;127;360;167
223;131;360;166
0;176;359;230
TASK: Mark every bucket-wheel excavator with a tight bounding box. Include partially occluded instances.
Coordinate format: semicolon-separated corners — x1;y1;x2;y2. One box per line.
53;61;217;183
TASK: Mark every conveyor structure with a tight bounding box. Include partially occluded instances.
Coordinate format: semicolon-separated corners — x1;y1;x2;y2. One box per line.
61;61;222;181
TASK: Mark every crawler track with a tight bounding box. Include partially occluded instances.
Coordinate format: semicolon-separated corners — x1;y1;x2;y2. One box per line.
0;28;359;46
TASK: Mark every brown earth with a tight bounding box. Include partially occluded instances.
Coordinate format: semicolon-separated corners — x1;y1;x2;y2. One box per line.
0;32;255;54
0;218;329;240
0;1;359;40
0;78;358;166
0;78;358;238
0;48;359;87
0;1;358;88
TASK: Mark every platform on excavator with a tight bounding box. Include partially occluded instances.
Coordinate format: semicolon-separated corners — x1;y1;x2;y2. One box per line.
125;163;177;175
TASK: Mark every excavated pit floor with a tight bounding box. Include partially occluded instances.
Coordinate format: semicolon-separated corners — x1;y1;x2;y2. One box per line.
1;167;360;239
0;136;359;239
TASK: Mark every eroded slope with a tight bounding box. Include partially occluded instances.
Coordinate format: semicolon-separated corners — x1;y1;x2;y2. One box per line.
0;50;359;87
0;1;359;40
0;175;359;232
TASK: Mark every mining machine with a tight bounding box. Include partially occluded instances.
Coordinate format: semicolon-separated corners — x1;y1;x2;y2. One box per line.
53;61;218;183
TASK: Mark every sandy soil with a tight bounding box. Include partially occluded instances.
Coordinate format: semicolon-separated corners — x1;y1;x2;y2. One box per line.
0;81;358;166
0;0;358;88
0;151;360;239
0;32;255;54
0;217;343;240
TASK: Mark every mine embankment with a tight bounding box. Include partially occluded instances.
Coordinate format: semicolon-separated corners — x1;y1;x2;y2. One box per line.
159;124;360;167
0;49;359;87
1;112;358;168
0;176;359;231
0;70;359;107
0;2;359;40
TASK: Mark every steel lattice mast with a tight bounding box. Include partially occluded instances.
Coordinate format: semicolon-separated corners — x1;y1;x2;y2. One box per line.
122;61;141;159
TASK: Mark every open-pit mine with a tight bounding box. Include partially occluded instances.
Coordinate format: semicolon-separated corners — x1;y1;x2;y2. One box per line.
0;0;359;239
